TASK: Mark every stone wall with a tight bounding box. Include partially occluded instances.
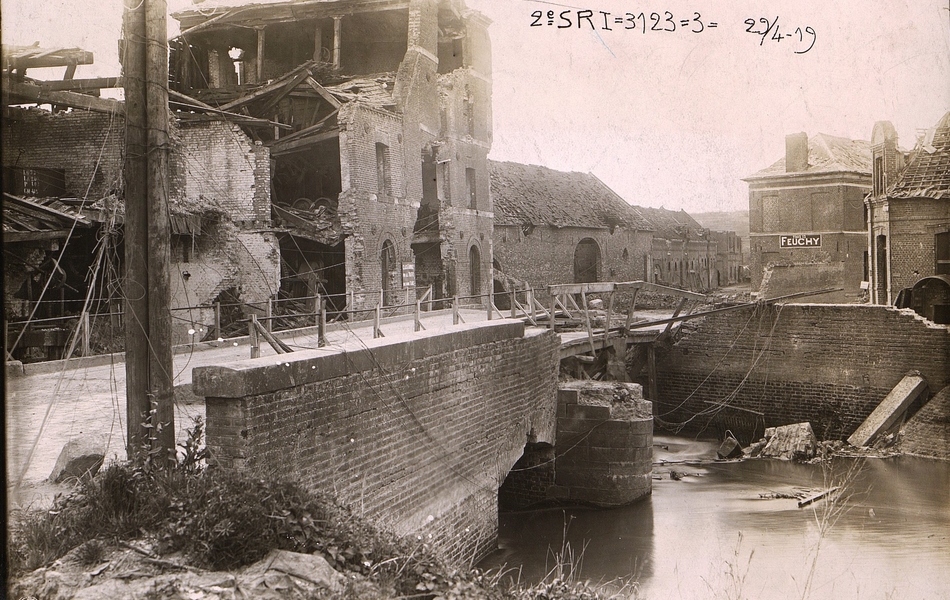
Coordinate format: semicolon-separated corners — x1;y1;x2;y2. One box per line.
194;320;560;564
655;303;950;442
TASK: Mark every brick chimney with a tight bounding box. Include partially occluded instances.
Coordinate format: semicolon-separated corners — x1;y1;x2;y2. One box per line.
871;121;899;197
785;132;808;173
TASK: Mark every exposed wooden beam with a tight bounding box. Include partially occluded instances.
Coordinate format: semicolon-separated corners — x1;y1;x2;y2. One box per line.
304;76;342;108
3;229;73;242
3;80;124;114
216;61;315;112
270;129;340;156
271;108;339;144
38;77;123;91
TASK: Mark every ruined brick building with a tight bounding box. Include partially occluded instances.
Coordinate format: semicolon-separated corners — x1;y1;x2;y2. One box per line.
489;160;654;289
867;112;950;321
3;0;493;359
745;133;872;302
2;42;281;357
170;0;494;309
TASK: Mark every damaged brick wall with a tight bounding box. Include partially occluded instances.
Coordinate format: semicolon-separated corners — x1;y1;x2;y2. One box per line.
1;107;123;200
167;121;279;344
655;303;950;442
195;321;560;566
885;198;950;293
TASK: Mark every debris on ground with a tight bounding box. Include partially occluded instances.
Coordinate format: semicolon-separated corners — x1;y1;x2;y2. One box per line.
48;436;106;483
744;422;818;461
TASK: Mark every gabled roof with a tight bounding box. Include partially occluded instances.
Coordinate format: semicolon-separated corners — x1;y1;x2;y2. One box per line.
634;205;705;240
488;161;652;230
745;133;872;180
887;111;950;201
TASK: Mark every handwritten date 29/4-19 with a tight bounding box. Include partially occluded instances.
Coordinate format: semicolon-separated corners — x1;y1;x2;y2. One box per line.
745;16;816;54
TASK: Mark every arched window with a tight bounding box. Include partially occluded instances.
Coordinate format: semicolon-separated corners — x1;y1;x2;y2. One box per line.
469;245;481;296
381;239;397;306
573;238;601;283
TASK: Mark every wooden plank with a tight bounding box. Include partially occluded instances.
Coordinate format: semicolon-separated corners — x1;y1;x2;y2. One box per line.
660;297;689;339
3;80;124;114
217;61;316;112
2;229;73;242
798;487;839;508
39;77;122;91
270;129;340;156
614;280;706;300
548;282;616;295
274;108;340;144
304;76;342;108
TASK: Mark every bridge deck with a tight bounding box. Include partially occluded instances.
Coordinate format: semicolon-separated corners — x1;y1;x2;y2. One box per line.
7;305;675;493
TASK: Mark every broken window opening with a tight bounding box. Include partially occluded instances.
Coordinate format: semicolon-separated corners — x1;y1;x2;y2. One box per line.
381;239;398;307
466;167;477;210
936;231;950;276
228;47;246;85
278;235;346;318
469;245;481;297
376;143;391;197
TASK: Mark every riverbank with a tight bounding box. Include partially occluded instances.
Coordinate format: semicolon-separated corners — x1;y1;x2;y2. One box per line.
482;435;950;600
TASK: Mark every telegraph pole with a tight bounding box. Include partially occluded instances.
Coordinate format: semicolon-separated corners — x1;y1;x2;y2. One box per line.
122;0;175;466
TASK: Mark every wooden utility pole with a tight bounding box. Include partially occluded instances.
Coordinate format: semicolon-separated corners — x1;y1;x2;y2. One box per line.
123;0;175;465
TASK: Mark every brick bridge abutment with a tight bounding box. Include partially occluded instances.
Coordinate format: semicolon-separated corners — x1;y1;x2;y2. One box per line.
194;320;566;563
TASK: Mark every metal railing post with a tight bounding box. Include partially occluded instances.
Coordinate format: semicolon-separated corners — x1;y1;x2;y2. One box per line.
510;289;517;318
414;300;422;332
374;305;382;338
453;296;459;325
265;298;273;332
249;314;261;359
314;293;321;326
81;312;90;356
214;302;221;339
487;294;493;320
318;297;327;347
549;293;556;329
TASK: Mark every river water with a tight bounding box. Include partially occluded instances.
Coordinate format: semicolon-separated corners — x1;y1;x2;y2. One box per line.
481;436;950;600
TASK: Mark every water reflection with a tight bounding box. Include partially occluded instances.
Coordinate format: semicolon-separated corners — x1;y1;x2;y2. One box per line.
482;436;950;599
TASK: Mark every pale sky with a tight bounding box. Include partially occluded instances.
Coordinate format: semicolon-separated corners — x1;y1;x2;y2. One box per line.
3;0;949;212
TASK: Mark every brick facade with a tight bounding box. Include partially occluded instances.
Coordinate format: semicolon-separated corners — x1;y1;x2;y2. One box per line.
745;133;871;302
494;224;651;288
866;115;950;306
194;321;560;565
655;303;950;443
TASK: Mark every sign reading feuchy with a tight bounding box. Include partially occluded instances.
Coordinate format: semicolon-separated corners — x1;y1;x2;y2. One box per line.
780;235;822;248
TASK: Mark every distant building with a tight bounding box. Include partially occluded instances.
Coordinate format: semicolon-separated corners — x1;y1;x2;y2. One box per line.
490;161;653;289
866;112;950;317
635;206;717;291
708;229;744;288
744;133;872;302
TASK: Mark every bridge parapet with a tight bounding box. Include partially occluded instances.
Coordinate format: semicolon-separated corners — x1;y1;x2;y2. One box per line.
193;319;560;565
